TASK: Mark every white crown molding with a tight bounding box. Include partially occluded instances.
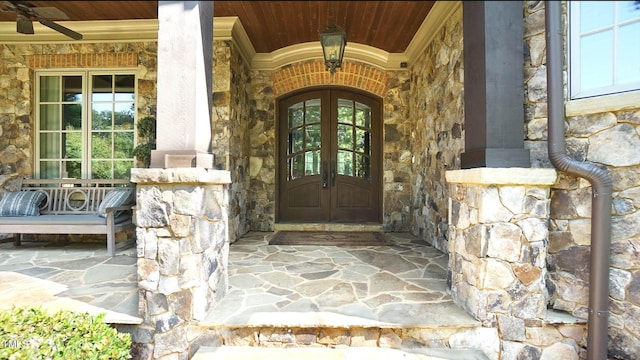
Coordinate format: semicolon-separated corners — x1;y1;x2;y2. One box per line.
405;1;462;65
0;19;158;43
213;16;255;67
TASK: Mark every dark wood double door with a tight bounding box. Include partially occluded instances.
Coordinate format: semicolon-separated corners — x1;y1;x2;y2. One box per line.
278;88;381;223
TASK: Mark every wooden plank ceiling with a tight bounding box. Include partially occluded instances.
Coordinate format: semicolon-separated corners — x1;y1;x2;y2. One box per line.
0;1;435;53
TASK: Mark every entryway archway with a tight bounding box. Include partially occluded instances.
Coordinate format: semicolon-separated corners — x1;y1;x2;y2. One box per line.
277;88;382;223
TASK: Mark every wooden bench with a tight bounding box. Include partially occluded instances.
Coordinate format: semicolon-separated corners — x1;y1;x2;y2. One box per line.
0;178;136;256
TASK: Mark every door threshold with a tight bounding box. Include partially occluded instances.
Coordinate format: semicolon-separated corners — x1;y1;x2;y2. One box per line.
274;223;383;232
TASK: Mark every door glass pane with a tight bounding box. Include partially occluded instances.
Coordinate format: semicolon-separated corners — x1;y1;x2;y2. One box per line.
305;150;321;175
40;161;60;179
289;102;303;128
337;150;353;176
92;103;113;130
305;124;321;149
62;76;82;102
355;102;371;128
355;128;370;153
290;128;303;153
290;153;304;179
63;104;82;129
114;75;135;101
40;76;60;102
356;154;370;180
92;75;113;101
91;161;112;179
114;132;134;158
114;103;135;130
40;133;60;158
64;132;81;159
338;124;353;150
337;99;354;124
63;160;82;179
305;99;321;124
40;104;60;130
115;160;133;179
92;132;112;158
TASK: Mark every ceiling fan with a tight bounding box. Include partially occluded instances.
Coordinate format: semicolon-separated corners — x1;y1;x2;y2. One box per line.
0;0;82;40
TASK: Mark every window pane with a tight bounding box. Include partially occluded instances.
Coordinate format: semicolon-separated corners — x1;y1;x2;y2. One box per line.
580;2;614;32
337;150;353;176
305;99;321;124
62;76;82;102
288;102;303;128
91;161;112;179
114;75;135;101
92;103;113;130
40;76;60;102
618;22;640;84
338;124;353;150
92;132;113;158
63;104;82;129
337;99;354;124
40;161;60;179
114;132;134;158
580;30;614;90
92;75;113;101
114;160;133;179
305;124;321;149
114;103;135;130
64;132;82;159
619;1;640;22
40;133;60;158
63;160;82;179
304;150;321;176
40;104;60;130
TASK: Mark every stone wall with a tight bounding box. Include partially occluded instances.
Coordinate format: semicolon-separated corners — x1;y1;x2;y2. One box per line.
213;40;252;243
409;4;464;253
125;168;231;359
523;1;640;358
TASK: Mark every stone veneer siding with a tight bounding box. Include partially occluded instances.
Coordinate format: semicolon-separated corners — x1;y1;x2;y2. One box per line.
213;40;251;243
125;167;231;359
246;59;412;232
523;2;640;358
409;4;464;253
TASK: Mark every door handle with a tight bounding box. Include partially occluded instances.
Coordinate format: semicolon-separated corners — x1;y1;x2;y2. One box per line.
322;161;328;188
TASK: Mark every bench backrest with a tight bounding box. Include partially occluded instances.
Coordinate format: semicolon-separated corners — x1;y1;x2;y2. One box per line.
19;179;134;215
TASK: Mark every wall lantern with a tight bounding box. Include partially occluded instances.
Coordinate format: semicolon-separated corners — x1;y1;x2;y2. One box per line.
319;24;347;75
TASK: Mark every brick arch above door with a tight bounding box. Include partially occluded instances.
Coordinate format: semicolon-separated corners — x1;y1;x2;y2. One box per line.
272;59;389;97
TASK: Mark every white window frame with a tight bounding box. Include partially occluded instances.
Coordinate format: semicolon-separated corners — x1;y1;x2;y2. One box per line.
35;69;138;179
568;1;640;100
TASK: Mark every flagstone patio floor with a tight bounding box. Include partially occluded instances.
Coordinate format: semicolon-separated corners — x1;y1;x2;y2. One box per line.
0;231;479;331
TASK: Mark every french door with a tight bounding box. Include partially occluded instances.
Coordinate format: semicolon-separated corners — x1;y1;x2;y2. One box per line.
278;88;381;223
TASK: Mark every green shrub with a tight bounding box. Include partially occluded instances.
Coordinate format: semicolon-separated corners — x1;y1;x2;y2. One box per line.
0;307;131;360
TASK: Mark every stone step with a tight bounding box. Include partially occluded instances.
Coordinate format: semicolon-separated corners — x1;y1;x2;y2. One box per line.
273;223;384;232
192;346;490;360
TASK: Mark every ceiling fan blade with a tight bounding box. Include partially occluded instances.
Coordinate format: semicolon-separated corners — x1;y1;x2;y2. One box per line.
16;13;33;34
37;17;82;40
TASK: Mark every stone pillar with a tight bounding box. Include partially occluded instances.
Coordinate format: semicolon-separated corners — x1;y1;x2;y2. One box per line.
151;1;214;168
446;168;556;323
461;1;530;168
130;168;230;359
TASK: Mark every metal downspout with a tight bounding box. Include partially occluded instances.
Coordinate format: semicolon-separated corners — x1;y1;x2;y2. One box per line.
545;2;613;359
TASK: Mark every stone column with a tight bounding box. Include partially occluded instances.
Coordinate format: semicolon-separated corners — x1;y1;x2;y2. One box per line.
151;1;214;168
130;168;230;359
446;168;556;323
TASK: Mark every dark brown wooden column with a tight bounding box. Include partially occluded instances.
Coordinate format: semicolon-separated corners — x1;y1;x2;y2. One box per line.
461;1;530;168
